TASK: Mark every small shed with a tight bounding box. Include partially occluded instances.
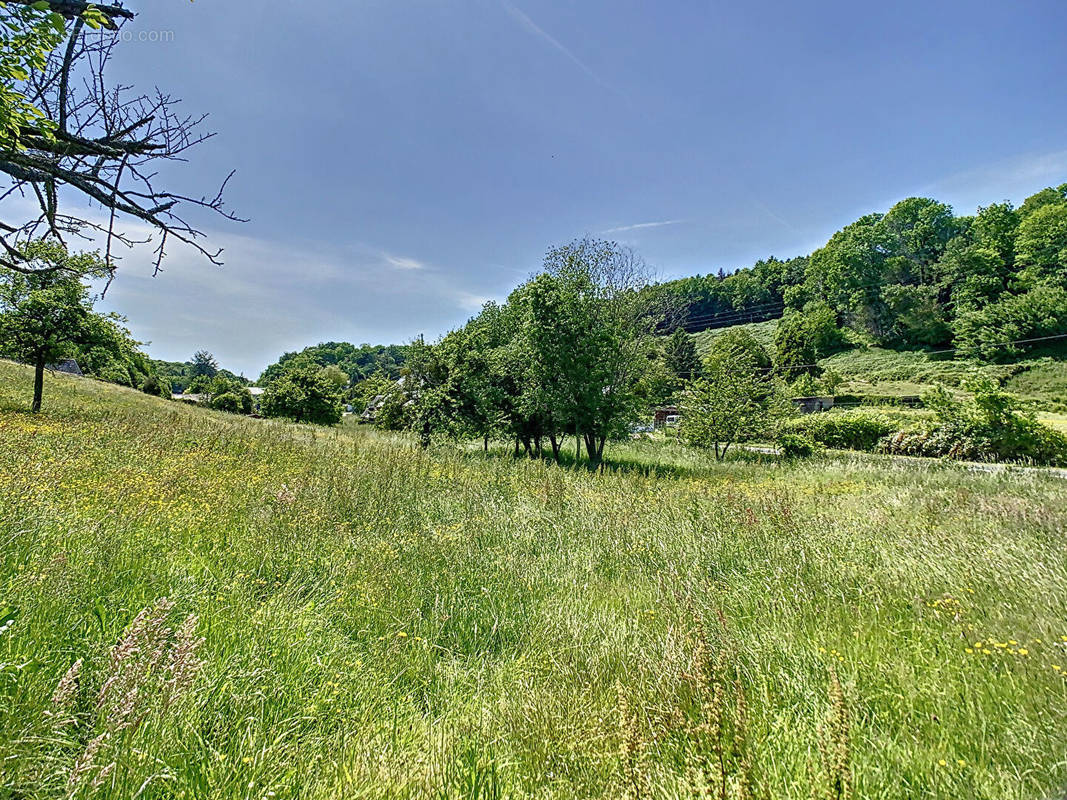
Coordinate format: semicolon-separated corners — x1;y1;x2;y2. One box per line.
48;359;83;376
792;396;835;414
653;406;680;428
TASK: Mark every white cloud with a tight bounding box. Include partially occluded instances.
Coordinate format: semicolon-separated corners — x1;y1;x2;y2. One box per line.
452;290;496;312
384;254;425;271
0;203;484;375
923;148;1067;212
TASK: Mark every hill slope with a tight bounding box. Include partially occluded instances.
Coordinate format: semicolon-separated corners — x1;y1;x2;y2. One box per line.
2;360;1067;798
691;319;1067;412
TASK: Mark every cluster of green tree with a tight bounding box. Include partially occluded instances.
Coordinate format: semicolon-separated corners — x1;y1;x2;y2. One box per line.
152;351;247;395
371;239;669;462
260;365;345;425
258;342;408;402
154;350;255;415
0;242;163;410
655;184;1067;363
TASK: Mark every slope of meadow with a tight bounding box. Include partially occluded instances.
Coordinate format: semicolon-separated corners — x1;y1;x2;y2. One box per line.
1;360;1067;799
690;320;1067;411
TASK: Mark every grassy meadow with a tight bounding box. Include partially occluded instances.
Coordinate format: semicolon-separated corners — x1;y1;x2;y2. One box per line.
2;359;1067;799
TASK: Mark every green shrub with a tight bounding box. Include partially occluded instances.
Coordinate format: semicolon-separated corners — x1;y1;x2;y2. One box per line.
210;392;244;415
141;374;168;398
778;432;815;458
879;379;1067;465
261;365;343;425
780;410;899;451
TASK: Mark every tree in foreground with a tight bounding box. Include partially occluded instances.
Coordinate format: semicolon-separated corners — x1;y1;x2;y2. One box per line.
522;238;664;462
388;240;666;463
0;240;103;411
679;346;779;460
261;366;343;426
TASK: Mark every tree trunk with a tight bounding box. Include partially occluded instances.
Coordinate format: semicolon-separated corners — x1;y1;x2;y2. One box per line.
575;435;581;462
584;432;600;465
31;354;45;413
483;434;489;453
514;438;521;458
549;433;563;461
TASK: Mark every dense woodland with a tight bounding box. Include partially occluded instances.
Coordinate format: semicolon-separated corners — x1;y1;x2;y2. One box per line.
654;184;1067;362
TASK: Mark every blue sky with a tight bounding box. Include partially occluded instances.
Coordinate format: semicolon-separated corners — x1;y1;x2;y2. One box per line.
84;0;1067;377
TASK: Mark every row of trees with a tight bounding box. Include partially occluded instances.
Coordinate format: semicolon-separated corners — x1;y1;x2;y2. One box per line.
152;350;248;395
655;184;1067;360
373;239;669;462
258;342;408;390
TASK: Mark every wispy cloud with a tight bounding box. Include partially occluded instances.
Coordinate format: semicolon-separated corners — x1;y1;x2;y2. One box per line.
923;148;1067;212
501;1;607;89
384;254;425;271
5;202;487;375
601;219;685;234
452;290;495;312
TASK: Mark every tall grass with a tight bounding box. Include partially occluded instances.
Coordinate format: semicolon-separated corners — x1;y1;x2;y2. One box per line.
1;360;1066;799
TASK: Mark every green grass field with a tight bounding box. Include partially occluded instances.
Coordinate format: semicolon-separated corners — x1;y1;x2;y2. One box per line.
691;319;779;359
2;360;1067;799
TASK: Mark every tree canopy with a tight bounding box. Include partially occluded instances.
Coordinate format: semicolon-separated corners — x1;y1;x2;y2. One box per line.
653;184;1067;361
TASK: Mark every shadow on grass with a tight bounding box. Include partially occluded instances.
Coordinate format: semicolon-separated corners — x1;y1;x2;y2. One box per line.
458;439;781;481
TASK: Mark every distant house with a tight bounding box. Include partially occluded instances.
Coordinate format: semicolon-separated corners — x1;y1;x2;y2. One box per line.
172;386;263;405
792;396;835;414
48;359;83;376
654;406;680;428
361;377;408;423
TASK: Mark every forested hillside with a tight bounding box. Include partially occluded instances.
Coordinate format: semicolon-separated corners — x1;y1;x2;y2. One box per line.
656;183;1067;363
258;342;408;386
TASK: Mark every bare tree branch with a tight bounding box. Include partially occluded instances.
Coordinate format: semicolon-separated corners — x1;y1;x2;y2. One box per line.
1;2;242;276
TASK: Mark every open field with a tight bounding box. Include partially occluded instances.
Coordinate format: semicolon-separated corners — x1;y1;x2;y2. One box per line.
2;360;1067;799
691;319;779;359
